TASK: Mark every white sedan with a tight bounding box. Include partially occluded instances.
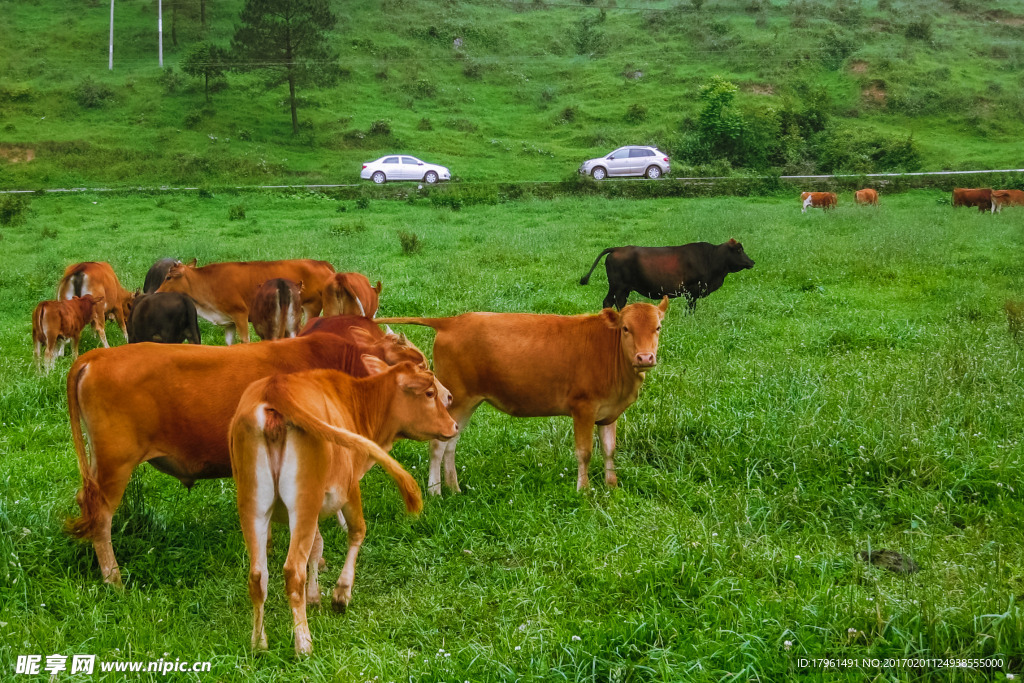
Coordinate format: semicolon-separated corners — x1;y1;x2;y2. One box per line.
360;155;451;184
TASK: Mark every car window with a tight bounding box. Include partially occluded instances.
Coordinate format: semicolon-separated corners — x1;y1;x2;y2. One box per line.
609;148;627;159
402;157;419;164
630;149;654;158
383;157;399;164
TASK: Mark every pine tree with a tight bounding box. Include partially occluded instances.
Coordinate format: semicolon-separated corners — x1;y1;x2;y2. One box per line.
180;42;226;102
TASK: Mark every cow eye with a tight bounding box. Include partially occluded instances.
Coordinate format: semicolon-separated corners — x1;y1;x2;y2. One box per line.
426;389;436;398
623;326;630;334
656;325;662;333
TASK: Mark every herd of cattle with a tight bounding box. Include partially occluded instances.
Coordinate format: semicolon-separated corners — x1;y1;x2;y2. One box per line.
797;187;1024;213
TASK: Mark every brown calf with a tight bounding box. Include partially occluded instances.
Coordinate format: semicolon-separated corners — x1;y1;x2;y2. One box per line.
379;298;669;494
322;273;382;318
952;188;992;213
32;295;105;372
250;278;304;341
992;189;1024;213
801;192;837;213
230;359;456;655
855;188;879;206
57;262;135;346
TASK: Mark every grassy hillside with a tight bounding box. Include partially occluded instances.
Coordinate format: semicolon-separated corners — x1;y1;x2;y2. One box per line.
1;191;1023;679
1;0;1024;188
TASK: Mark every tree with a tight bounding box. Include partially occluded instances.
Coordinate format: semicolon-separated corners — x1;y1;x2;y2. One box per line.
231;0;339;133
180;42;226;101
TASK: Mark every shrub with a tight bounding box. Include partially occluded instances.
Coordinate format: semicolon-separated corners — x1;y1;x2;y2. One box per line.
412;79;437;98
75;77;114;108
183;109;203;128
560;105;579;123
40;227;58;240
625;103;648;123
0;194;30;226
355;196;371;210
228;204;246;221
169;218;182;231
905;19;932;41
463;60;484;79
417;117;433;131
237;128;253;141
571;13;606;56
691;0;705;9
398;230;422;254
368;119;392;136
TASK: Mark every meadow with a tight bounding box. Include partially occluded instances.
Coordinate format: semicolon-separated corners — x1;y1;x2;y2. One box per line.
0;189;1022;681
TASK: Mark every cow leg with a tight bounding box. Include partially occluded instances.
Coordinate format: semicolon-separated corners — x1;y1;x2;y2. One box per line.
306;527;324;606
113;309;129;343
33;337;42;372
571;410;597;491
88;459;136;587
599;422;618;488
70;333;82;361
602;287;616;310
234;314;252;344
430;401;479;495
283;508;319;656
95;320;110;348
332;488;366;613
614;290;630;310
239;487;273;650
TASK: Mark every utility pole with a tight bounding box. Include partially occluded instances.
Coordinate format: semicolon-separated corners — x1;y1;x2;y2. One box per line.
108;0;115;70
158;0;163;67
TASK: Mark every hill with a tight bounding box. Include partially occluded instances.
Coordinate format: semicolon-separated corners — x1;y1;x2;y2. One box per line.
1;0;1023;188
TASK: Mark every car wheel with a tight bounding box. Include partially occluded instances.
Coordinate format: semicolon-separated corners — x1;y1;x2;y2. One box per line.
645;165;662;180
591;167;607;180
372;171;386;184
424;171;439;184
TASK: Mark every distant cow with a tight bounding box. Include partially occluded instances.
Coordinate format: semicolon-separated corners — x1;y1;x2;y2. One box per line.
992;189;1024;213
322;273;382;318
32;295;105;372
855;188;878;206
379;299;669;495
250;279;303;341
801;192;837;212
952;188;992;212
57;262;135;346
143;258;179;294
579;240;755;311
230;359;456;654
127;292;201;344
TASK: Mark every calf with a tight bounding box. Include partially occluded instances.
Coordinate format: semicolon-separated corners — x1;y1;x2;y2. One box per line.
322;273;382;318
250;278;303;341
127;292;201;344
801;191;837;212
579;240;755;311
379;298;669;495
32;295;105;372
992;189;1024;213
230;358;456;655
57;262;135;346
66;330;429;585
855;188;879;206
952;188;992;213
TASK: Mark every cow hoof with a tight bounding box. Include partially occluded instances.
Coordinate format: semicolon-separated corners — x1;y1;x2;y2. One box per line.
427;483;442;497
331;598;348;614
605;475;619;488
318;557;327;570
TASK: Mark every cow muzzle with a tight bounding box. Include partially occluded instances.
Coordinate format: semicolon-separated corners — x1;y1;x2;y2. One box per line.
633;352;657;369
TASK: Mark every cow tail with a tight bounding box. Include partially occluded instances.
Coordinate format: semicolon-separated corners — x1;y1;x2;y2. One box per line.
579;247;617;285
265;379;423;515
276;279;291;338
374;317;449;331
65;360;102;540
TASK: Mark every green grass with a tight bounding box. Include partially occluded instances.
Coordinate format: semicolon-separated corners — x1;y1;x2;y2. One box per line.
1;0;1024;188
1;190;1023;680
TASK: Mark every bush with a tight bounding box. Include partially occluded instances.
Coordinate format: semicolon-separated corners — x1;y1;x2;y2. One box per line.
624;103;648;123
0;194;30;226
355;196;371;210
571;13;606;56
228;204;246;221
398;230;422;254
905;19;932;41
75;77;114;108
184;109;203;128
417;117;433;131
368;119;392;136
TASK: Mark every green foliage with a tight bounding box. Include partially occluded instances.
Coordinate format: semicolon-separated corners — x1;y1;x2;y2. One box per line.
368;119;392;136
819;26;859;70
355;196;370;209
74;77;114;108
227;204;246;220
812;126;922;173
397;229;422;253
180;42;228;101
157;67;184;94
571;12;606;56
0;194;30;226
905;18;933;41
624;103;647;124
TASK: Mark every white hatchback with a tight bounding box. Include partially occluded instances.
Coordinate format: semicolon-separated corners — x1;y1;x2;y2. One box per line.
360;155;451;184
578;146;670;180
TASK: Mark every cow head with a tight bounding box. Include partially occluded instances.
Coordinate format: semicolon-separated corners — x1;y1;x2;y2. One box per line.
157;260;195;293
362;355;458;441
602;296;669;370
724;239;756;272
349;326;430;369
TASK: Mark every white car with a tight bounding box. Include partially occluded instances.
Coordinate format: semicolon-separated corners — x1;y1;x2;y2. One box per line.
360;155;451;184
578;146;670;180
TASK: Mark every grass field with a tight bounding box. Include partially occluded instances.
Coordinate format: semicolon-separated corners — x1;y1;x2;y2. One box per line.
1;190;1023;681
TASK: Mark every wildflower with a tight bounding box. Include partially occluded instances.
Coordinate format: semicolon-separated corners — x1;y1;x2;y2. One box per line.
571;635;581;642
784;640;792;651
514;646;521;651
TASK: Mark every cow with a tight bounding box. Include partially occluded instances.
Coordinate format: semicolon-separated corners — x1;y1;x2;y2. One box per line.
300;313;382;340
579;240;755;311
952;188;992;213
992;189;1024;213
143;258;179;294
65;330;429;585
855;188;879;206
32;295;105;372
156;259;336;344
250;279;303;341
57;262;135;346
322;273;382;318
378;298;669;495
126;292;201;344
801;191;837;212
230;359;456;655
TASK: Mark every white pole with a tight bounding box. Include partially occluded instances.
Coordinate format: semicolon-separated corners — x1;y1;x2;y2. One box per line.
158;0;163;67
108;0;115;70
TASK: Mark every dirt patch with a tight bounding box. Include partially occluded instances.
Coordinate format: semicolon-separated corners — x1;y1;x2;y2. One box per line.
745;83;775;95
0;146;35;163
861;80;886;106
986;10;1024;26
849;60;869;74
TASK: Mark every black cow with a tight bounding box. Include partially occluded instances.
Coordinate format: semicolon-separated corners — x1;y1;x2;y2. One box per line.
580;240;755;311
127;292;201;344
143;258;180;294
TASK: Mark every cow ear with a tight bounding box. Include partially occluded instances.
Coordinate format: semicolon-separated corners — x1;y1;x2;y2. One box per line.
658;296;670;314
298;280;305;293
361;354;390;376
186;258;198;267
374;280;383;294
399;332;408;345
348;326;378;346
728;238;739;249
398;369;433;393
599;308;621;328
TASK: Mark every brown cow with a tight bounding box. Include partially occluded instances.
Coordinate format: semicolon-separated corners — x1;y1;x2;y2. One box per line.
855;188;879;206
992;189;1024;213
230;359;456;655
157;259;336;344
66;330;428;585
57;262;135;346
250;278;303;341
379;298;669;495
952;188;992;213
322;273;382;318
32;295;105;372
801;192;837;213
